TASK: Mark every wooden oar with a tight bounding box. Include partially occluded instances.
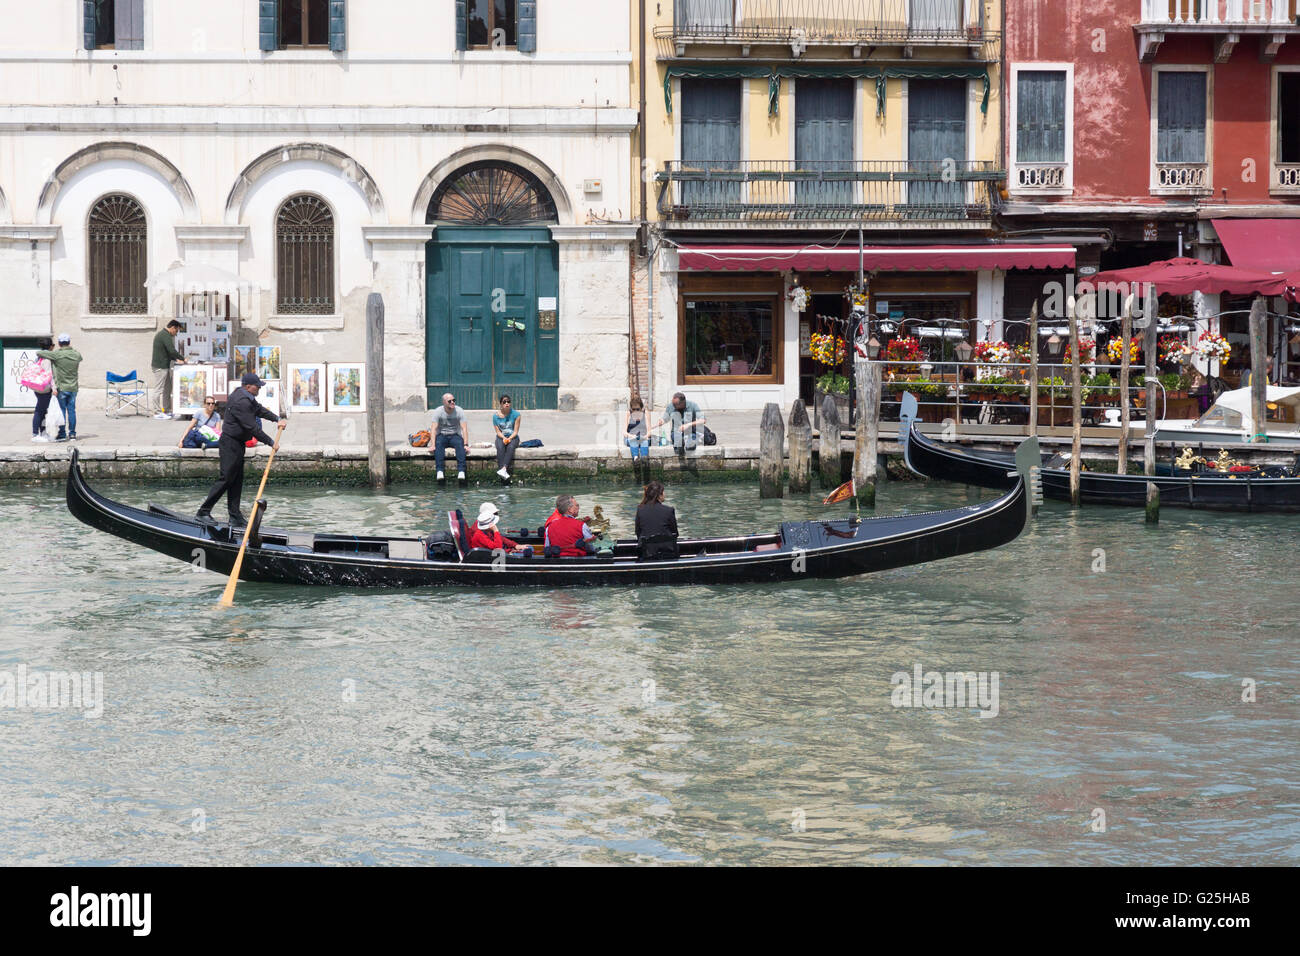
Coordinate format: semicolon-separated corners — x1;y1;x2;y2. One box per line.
218;426;285;609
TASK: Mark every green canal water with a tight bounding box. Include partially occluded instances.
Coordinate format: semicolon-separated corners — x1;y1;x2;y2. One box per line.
0;477;1295;865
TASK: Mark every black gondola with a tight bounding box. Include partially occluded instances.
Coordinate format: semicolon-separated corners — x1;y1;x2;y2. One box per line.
66;448;1031;588
899;395;1300;513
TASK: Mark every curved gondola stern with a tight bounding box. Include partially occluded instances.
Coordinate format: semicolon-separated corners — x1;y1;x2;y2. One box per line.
898;392;925;477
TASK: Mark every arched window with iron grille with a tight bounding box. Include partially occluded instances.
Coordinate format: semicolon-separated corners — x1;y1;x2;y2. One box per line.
88;194;148;314
276;195;335;314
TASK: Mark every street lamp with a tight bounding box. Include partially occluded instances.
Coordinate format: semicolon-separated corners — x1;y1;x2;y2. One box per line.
1046;332;1063;356
867;336;882;360
954;339;973;362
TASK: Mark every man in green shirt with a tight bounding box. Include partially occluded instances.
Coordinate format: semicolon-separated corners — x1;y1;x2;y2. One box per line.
36;333;83;441
151;319;186;418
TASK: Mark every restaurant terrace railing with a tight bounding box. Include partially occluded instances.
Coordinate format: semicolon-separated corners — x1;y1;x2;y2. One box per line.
655;159;1001;224
657;0;993;50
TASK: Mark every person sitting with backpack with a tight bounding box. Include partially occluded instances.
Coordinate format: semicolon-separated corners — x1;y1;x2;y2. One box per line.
468;502;529;554
178;398;222;448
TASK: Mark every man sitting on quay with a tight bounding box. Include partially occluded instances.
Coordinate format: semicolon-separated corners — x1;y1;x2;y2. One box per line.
544;494;598;557
658;391;707;451
432;392;468;488
196;372;286;526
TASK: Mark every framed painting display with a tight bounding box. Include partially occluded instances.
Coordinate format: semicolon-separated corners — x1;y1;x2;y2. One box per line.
258;380;282;415
256;346;281;381
210;335;230;363
326;363;366;412
288;363;325;413
232;346;256;380
209;365;229;400
173;365;211;416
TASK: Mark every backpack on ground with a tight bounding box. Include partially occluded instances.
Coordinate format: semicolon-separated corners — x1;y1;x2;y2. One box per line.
409;429;431;447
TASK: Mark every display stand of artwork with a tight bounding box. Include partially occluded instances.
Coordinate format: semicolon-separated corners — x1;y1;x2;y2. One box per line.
326;363;366;412
258;380;282;415
288;363;325;413
257;346;281;382
173;365;211;415
208;365;229;401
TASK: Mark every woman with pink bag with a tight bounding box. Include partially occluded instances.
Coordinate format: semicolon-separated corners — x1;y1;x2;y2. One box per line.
21;337;55;442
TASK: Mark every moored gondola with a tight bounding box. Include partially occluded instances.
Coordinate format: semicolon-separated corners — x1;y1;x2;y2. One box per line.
66;448;1032;588
899;395;1300;513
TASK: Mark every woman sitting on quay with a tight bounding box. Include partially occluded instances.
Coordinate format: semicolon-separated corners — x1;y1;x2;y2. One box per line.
178;398;222;449
492;394;521;483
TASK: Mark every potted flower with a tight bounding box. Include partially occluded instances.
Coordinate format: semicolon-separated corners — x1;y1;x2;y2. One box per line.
1106;336;1141;366
1086;371;1116;406
1158;334;1192;368
885;335;924;376
1063;336;1096;365
811;331;849;428
1194;331;1231;363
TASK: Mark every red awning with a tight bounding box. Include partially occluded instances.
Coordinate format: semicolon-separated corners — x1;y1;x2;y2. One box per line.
1213;219;1300;273
1090;257;1281;297
676;244;1076;273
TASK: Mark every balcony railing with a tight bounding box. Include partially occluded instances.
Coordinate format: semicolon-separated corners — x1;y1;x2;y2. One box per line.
655;159;1001;224
1014;163;1069;191
1155;161;1210;193
1273;163;1300;192
1141;0;1299;26
658;0;989;46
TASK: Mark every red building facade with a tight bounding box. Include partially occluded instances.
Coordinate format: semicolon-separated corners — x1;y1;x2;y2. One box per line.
1001;0;1300;382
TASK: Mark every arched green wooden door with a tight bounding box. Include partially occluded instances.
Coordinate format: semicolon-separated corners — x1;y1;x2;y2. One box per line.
425;163;560;409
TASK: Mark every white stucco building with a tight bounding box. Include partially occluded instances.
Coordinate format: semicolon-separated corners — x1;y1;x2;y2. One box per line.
0;1;636;412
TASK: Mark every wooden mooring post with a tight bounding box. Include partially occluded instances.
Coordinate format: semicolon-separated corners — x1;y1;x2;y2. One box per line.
365;292;388;488
759;402;784;499
852;356;881;507
788;399;811;494
1249;295;1268;443
1143;302;1158;523
1067;296;1082;506
1028;302;1039;438
1117;294;1133;476
819;394;843;489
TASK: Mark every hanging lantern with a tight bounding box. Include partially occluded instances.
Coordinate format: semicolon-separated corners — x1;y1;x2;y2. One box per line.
954;340;974;362
1046;333;1063;356
867;336;882;360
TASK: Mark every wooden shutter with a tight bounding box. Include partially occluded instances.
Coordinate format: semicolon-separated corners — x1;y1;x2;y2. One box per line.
455;0;467;51
681;79;742;207
259;0;279;51
795;79;854;205
115;0;144;50
329;0;345;51
1157;72;1206;163
1016;71;1066;163
83;0;96;49
908;78;966;209
517;0;536;52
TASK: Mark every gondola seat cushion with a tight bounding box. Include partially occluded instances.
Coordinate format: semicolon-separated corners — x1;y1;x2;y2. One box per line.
638;534;679;561
465;548;497;564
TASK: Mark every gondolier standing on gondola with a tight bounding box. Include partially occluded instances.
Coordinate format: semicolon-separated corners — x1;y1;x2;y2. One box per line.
196;372;286;525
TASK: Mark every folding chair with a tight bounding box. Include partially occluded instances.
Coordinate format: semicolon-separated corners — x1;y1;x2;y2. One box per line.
106;370;147;417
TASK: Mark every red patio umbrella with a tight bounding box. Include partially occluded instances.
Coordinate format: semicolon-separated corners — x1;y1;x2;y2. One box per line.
1088;257;1281;297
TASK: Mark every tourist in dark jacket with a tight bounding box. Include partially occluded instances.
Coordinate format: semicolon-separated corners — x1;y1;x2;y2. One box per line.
196;372;285;524
635;480;678;541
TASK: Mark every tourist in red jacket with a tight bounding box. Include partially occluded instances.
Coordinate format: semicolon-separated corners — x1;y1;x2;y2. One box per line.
543;494;597;556
469;503;527;554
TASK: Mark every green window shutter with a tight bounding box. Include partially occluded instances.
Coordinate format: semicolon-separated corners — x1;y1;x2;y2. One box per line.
116;0;145;51
329;0;346;52
517;1;536;52
83;0;96;49
455;0;467;51
259;0;279;51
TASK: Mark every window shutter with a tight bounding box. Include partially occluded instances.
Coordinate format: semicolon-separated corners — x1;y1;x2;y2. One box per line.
517;1;536;52
259;0;279;52
329;0;346;52
1016;71;1066;164
795;79;854;205
83;0;96;49
681;79;742;206
116;0;144;51
455;0;467;51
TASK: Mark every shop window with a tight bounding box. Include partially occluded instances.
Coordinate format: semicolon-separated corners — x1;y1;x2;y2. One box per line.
682;298;778;381
276;195;334;315
88;194;148;314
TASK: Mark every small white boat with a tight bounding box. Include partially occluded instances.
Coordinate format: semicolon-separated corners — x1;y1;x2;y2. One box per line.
1153;386;1300;448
